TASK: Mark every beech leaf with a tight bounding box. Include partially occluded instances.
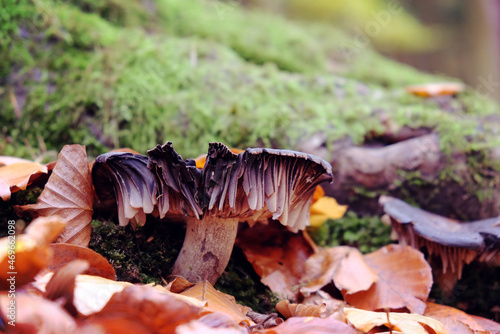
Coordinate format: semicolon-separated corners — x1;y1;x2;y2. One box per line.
179;280;254;326
16;145;93;246
257;316;357;334
344;244;433;314
345;307;449;334
46;243;116;280
236;221;314;300
0;160;48;200
300;246;378;297
0;216;66;289
424;302;484;333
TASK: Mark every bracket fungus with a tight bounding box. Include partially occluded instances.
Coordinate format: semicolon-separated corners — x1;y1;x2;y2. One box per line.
93;142;332;284
380;196;500;282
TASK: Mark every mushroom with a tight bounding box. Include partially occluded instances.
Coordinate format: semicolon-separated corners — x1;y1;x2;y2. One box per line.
148;142;332;284
380;195;500;287
93;142;332;284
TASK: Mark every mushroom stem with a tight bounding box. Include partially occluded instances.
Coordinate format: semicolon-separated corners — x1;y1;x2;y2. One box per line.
172;215;239;284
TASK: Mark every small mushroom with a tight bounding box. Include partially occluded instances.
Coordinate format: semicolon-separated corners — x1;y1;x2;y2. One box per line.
93;142;332;284
380;195;500;286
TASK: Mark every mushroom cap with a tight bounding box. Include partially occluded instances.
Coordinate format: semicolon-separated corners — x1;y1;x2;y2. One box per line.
380;195;500;276
92;152;158;226
147;142;332;231
93;142;333;231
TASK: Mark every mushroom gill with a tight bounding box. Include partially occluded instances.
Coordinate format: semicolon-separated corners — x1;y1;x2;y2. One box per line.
380;196;500;285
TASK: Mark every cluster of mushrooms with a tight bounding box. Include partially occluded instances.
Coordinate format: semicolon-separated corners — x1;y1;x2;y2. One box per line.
92;142;332;284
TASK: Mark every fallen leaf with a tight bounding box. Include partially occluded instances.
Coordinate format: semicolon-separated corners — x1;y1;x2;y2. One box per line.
46;243;116;280
300;246;377;298
405;82;465;97
0;292;77;332
309;196;347;228
179;281;254;326
34;273;132;315
85;285;202;333
301;290;346;319
0;216;66;289
16;145;93;246
257;316;357;334
175;314;246;334
236;221;314;300
45;259;90;316
0;160;48;200
276;300;326;318
468;314;500;332
344;244;433;314
247;310;283;328
424;302;483;332
345;307;448;334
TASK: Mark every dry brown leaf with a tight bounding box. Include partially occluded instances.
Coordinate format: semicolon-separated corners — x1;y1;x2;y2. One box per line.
345;307;448;334
0;160;48;200
85;285;202;333
78;317;153;334
405;82;465;97
302;290;347;319
0;292;77;332
46;243;116;280
276;300;325;318
175;312;249;333
16;145;93;246
0;216;66;289
179;281;254;326
468;314;500;332
300;246;377;297
256;316;357;334
424;302;483;332
236;221;314;300
45;259;90;316
309;196;347;228
344;244;433;314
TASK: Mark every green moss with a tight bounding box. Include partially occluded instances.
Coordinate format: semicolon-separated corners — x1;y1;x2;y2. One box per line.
89;219;183;284
2;0;499;162
308;211;392;253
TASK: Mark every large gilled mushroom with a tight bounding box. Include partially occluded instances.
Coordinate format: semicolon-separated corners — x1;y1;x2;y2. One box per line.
93;142;332;284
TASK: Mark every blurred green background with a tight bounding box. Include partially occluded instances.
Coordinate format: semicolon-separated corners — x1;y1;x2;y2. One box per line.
1;0;499;160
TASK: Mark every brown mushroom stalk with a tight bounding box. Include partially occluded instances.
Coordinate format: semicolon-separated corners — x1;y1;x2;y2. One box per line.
172;215;239;283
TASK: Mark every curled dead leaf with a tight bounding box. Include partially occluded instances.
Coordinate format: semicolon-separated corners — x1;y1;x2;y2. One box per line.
405;82;465;97
0;292;77;332
276;300;325;318
236;221;314;300
84;285;203;333
45;259;90;316
0;160;48;200
344;244;433;314
0;216;66;289
16;145;93;247
46;243;116;280
345;307;449;334
300;246;377;297
424;302;484;333
256;316;357;334
179;281;254;326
